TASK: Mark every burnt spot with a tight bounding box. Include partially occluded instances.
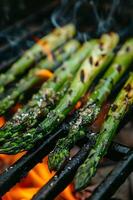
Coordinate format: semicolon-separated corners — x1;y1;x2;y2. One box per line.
53;76;57;82
89;56;93;65
116;64;122;73
99;42;104;51
80;69;85;83
95;60;99;67
110;79;114;85
61;67;66;71
101;53;106;58
111;104;118;111
103;128;107;132
124;83;131;92
68;101;72;107
54;30;61;36
125;46;130;52
68;89;73;95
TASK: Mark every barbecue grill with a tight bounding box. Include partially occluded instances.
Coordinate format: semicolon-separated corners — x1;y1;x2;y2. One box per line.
0;1;133;200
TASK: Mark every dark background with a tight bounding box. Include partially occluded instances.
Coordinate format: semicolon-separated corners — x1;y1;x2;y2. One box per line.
0;0;58;29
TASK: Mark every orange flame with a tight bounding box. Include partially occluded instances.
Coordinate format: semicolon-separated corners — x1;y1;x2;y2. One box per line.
35;69;53;80
1;155;76;200
0;109;76;200
74;101;82;110
0;116;6;128
33;36;54;62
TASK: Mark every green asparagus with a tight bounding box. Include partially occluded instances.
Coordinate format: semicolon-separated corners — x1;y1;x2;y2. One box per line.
48;38;133;171
74;73;133;190
0;24;76;93
0;39;80;115
0;33;119;154
0;39;96;140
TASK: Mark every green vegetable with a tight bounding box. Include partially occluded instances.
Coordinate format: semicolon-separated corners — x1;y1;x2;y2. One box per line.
75;73;133;190
0;24;76;93
48;38;133;171
0;39;80;115
0;39;96;146
0;33;119;154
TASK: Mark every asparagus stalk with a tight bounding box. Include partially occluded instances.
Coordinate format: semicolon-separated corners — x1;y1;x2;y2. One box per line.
0;40;96;140
0;24;76;93
0;33;119;154
75;73;133;190
48;38;133;171
0;39;80;115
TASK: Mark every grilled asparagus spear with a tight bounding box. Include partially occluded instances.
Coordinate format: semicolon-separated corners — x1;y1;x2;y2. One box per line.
48;38;133;171
0;40;96;139
75;73;133;190
0;24;76;93
0;33;119;154
0;39;80;115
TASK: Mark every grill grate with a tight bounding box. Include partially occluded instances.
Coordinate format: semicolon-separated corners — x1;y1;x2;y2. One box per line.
0;1;133;200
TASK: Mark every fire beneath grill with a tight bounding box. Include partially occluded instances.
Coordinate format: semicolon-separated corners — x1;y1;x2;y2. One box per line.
0;118;76;200
0;1;133;200
0;100;109;200
1;155;76;200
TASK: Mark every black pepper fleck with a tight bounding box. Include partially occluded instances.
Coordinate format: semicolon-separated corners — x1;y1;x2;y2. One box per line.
124;83;131;92
125;46;130;52
116;64;122;73
61;67;66;71
111;104;118;111
68;89;73;95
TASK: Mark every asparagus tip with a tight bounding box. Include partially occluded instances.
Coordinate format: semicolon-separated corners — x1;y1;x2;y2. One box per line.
48;148;70;171
74;167;92;191
74;156;96;191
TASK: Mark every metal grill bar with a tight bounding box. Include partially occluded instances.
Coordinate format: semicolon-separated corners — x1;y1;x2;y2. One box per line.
89;150;133;200
0;123;68;196
32;140;92;200
0;122;130;197
0;2;132;199
32;141;132;200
